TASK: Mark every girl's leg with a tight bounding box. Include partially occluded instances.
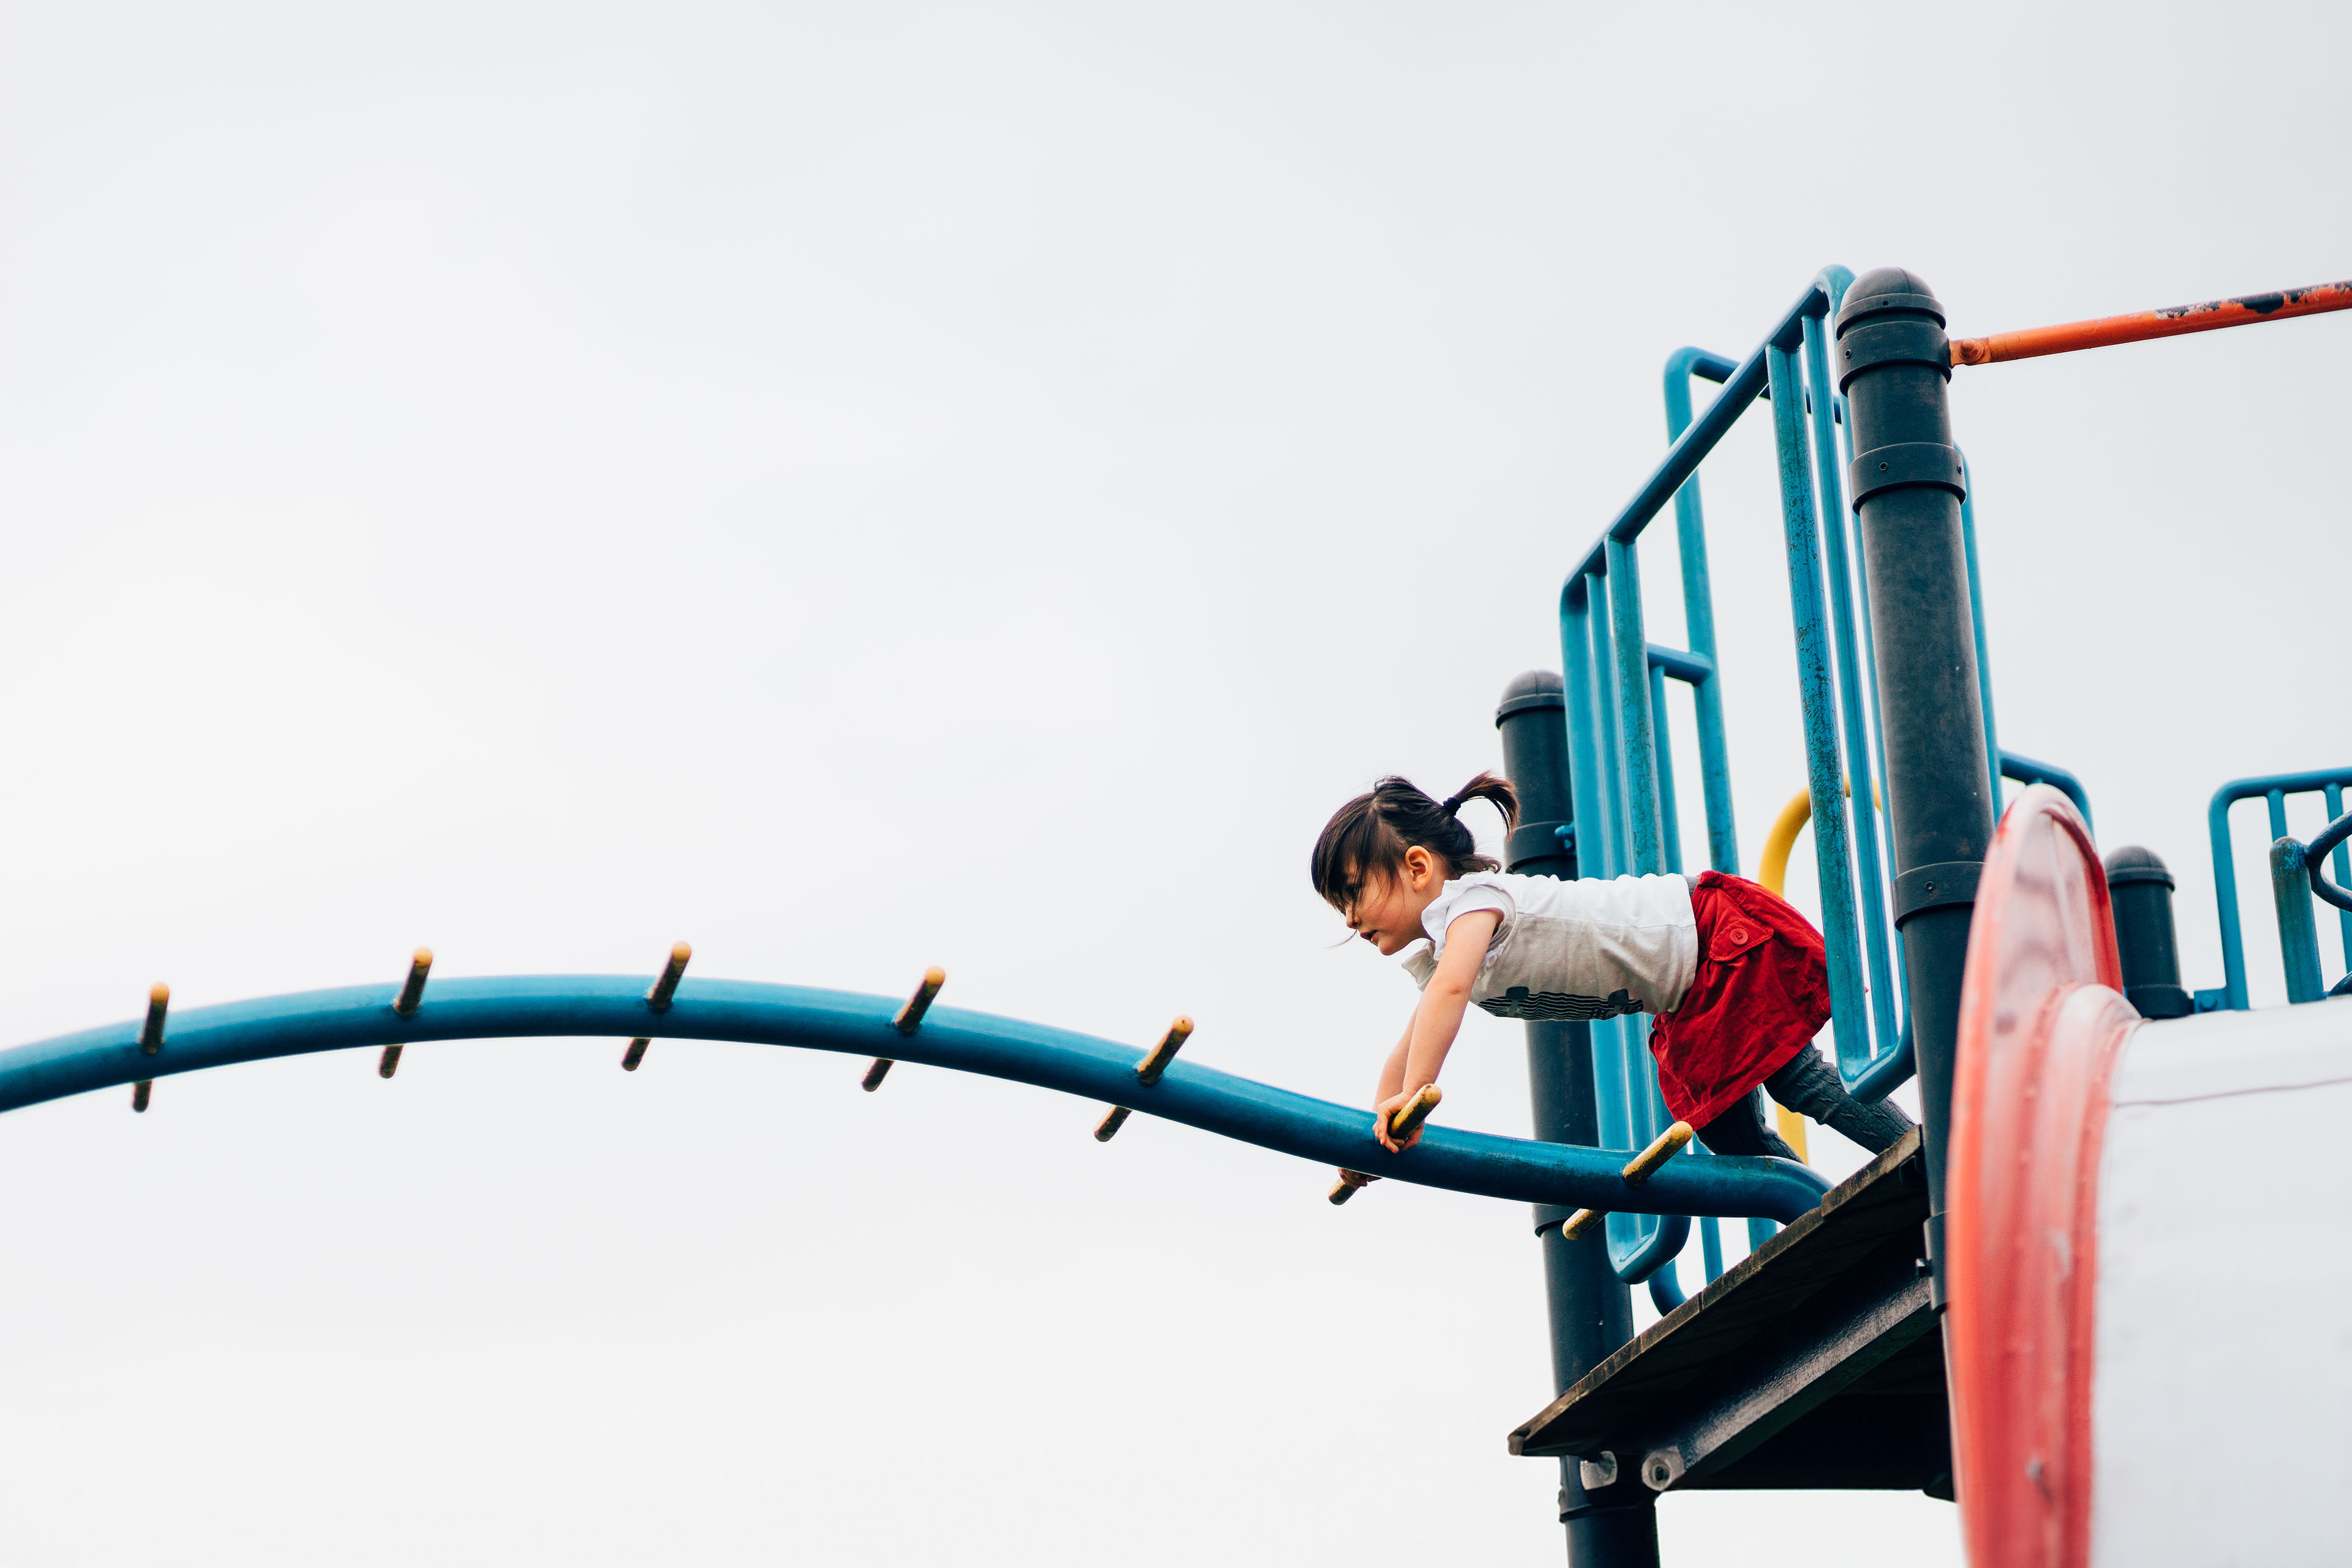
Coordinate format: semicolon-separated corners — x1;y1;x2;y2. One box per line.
1694;1088;1800;1163
1762;1046;1914;1155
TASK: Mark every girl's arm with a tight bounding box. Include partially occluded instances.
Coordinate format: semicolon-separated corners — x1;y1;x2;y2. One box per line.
1373;908;1502;1152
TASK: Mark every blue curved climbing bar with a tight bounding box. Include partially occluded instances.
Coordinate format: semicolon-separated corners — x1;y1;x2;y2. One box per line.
0;974;1830;1223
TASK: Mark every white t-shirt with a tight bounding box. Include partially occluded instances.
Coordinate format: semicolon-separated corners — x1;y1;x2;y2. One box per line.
1399;870;1699;1021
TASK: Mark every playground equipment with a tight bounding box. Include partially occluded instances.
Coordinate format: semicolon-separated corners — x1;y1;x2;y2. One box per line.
1497;266;2350;1566
11;265;2349;1566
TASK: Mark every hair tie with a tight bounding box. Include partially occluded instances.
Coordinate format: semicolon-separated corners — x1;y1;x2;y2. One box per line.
1439;791;1469;817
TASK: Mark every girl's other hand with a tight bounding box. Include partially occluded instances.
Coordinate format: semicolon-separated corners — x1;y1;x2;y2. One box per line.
1372;1090;1422;1153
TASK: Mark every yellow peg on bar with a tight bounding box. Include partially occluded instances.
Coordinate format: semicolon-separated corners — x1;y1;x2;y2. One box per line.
1096;1014;1197;1140
394;949;432;1017
647;942;692;1010
382;948;432;1079
139;983;169;1055
1327;1168;1377;1205
1553;1123;1694;1240
866;967;944;1090
1387;1083;1443;1142
624;942;692;1071
1621;1121;1695;1186
894;967;946;1035
1327;1087;1443;1204
1134;1017;1193;1085
131;1080;153;1113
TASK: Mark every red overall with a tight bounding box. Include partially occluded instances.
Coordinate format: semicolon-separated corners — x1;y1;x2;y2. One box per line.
1645;870;1833;1128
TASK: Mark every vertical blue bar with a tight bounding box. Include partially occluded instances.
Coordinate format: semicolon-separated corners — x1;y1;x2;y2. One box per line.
2211;796;2252;1012
1838;396;1901;869
1593;556;1689;1284
1561;583;1630;1158
1663;359;1741;875
1588;571;1630;881
1607;536;1664;878
1801;311;1899;1073
1649;663;1684;874
2267;789;2291;842
1699;1213;1724;1283
1766;341;1870;1084
2328;784;2352;971
1838;391;1912;1059
1959;459;2004;810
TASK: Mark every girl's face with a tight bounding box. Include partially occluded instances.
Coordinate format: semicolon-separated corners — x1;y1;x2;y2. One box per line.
1338;845;1447;956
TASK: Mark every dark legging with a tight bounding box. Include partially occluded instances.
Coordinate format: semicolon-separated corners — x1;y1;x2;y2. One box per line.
1694;1045;1913;1163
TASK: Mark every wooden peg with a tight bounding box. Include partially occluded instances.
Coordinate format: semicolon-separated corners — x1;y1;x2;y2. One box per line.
647;942;691;1010
1329;1169;1377;1205
382;949;432;1078
1622;1121;1695;1186
622;943;692;1071
131;1079;152;1113
1135;1017;1193;1085
865;967;944;1088
139;983;168;1055
1095;1106;1133;1142
1387;1083;1443;1142
892;967;946;1035
393;948;432;1017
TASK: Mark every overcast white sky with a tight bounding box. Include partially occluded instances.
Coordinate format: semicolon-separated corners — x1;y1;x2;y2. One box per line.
1;2;2345;1564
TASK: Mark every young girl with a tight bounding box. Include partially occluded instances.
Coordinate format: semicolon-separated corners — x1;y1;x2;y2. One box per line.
1311;773;1911;1163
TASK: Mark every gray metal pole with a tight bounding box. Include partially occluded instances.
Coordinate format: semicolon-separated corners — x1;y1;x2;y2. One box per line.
1497;671;1656;1568
1833;270;1996;1303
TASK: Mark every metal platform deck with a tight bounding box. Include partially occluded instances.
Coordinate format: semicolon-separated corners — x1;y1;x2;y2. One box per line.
1509;1129;1952;1498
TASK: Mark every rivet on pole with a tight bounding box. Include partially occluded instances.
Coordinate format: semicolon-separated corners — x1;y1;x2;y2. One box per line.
131;1080;153;1113
382;948;432;1079
139;982;168;1055
865;966;944;1090
624;942;692;1071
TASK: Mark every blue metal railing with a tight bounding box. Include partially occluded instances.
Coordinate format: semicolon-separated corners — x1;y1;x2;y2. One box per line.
2204;768;2352;1009
1559;276;1846;1286
1556;267;2095;1294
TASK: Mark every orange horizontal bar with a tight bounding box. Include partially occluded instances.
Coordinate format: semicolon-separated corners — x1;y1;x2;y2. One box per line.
1950;278;2352;366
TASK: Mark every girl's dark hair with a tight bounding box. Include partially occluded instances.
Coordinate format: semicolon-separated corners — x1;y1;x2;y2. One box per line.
1310;773;1521;909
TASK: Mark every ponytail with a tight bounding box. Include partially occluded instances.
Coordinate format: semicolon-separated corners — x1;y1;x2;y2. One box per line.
1310;772;1521;908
